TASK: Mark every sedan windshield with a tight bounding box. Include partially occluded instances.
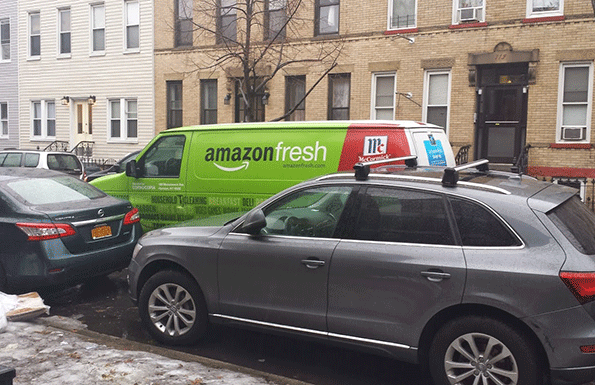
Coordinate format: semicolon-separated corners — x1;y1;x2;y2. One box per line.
6;176;105;205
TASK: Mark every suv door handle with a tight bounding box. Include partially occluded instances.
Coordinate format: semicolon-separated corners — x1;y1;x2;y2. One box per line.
301;259;325;269
421;270;451;282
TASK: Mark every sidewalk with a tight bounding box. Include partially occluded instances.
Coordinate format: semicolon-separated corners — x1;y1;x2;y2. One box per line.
0;316;311;385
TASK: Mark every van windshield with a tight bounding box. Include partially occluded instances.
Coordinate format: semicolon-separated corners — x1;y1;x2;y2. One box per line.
547;195;595;255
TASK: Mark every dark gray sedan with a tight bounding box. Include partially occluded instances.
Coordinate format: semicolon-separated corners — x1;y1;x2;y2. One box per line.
0;167;142;293
127;160;595;385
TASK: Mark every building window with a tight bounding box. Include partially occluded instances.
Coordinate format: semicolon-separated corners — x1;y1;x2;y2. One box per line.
557;63;593;143
328;73;350;120
31;101;55;139
200;80;217;124
1;19;9;61
286;76;306;121
29;12;40;58
453;0;484;24
109;99;138;140
235;80;265;122
125;1;140;50
527;0;563;17
59;9;71;55
92;4;106;52
371;73;396;120
175;0;193;47
167;81;183;129
389;0;416;30
266;0;286;40
218;0;237;43
316;0;339;35
1;102;7;137
423;70;451;132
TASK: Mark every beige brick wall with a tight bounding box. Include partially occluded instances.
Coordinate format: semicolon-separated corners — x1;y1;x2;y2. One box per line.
155;0;595;182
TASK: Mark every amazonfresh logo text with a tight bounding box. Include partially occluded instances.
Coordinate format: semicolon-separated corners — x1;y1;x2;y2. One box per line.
205;141;327;171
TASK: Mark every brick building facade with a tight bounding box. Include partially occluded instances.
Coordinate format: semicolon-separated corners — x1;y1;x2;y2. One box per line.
154;0;595;207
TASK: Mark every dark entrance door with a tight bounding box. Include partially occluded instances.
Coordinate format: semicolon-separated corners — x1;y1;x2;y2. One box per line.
475;64;528;164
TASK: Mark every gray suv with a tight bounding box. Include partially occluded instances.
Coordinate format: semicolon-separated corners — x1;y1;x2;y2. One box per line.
127;158;595;385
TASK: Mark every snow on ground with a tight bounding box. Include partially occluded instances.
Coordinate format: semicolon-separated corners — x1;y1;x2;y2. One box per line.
0;317;289;385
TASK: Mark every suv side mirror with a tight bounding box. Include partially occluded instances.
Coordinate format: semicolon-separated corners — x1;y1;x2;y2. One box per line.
126;160;138;178
242;209;267;235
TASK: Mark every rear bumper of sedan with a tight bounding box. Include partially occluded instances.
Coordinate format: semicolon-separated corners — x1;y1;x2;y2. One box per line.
3;224;141;292
551;365;595;385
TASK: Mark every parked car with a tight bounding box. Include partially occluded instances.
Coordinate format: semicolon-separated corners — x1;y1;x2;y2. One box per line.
0;168;142;293
0;149;85;180
86;151;140;182
128;157;595;385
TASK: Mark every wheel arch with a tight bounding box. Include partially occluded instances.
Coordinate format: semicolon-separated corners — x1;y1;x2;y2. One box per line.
417;303;550;374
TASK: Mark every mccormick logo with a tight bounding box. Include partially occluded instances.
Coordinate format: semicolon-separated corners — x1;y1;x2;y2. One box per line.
363;136;388;156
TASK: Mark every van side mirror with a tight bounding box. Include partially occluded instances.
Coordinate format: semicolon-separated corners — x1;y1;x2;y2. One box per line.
126;160;138;178
242;209;267;235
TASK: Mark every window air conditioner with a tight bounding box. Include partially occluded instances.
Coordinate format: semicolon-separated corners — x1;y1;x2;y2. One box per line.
561;127;585;141
459;8;480;22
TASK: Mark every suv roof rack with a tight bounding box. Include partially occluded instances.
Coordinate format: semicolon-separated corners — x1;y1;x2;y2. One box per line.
353;156;418;181
442;159;489;187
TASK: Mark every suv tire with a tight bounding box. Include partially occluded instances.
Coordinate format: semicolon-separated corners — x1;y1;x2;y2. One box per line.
428;315;543;385
139;270;208;345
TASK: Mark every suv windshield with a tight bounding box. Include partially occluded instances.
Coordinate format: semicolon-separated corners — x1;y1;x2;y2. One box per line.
548;195;595;255
5;176;104;205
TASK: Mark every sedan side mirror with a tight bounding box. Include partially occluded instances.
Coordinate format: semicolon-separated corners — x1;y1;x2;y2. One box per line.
242;209;267;235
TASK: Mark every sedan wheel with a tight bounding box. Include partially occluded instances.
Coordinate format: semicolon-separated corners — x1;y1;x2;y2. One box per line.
139;270;208;345
428;316;542;385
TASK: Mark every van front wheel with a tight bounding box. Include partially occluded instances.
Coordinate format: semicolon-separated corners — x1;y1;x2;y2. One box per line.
138;270;208;345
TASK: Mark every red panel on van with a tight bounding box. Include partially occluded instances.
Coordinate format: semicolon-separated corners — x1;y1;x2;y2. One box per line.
337;128;411;171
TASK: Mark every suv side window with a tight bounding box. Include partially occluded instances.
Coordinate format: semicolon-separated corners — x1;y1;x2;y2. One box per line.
140;135;186;177
352;187;455;245
1;153;22;167
258;186;353;238
24;153;40;167
449;197;521;247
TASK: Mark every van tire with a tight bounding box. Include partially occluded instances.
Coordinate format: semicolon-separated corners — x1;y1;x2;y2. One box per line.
428;316;542;385
138;270;208;345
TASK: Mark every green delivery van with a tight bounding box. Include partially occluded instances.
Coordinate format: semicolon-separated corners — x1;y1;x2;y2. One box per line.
90;120;456;231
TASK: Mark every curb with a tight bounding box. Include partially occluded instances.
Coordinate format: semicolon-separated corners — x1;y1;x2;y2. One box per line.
40;316;313;385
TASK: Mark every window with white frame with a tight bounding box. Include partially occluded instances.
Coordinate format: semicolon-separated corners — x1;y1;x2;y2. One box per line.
453;0;484;24
1;102;7;137
527;0;563;18
59;9;71;55
557;62;593;143
31;101;56;139
1;18;9;61
423;70;451;132
110;99;138;140
92;4;106;52
125;1;140;50
29;12;40;58
388;0;416;30
371;73;396;120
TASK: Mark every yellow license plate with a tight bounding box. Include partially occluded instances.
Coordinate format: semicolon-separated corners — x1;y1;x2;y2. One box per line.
91;225;112;239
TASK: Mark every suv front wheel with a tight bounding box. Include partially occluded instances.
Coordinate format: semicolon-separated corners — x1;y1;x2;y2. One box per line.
138;270;208;345
428;316;543;385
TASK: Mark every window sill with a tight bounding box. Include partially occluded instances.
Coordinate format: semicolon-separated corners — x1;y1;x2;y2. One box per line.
27;57;41;62
57;54;71;60
522;15;565;23
90;51;106;57
384;28;419;35
107;138;139;144
0;60;11;64
124;49;140;55
550;143;592;149
449;22;488;29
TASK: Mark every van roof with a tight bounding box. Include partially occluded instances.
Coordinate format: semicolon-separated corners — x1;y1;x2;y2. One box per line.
165;120;443;133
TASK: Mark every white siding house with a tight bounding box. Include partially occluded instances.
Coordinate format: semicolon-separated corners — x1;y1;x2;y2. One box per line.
18;0;154;161
0;0;19;150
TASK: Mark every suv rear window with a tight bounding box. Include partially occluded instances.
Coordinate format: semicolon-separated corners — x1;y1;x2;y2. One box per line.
47;154;82;172
548;195;595;255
